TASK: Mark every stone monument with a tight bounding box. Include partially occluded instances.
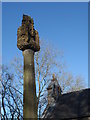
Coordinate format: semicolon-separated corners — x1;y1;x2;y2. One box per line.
17;14;40;118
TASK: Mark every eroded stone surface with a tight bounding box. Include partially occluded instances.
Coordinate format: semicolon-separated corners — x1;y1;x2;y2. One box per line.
17;14;40;52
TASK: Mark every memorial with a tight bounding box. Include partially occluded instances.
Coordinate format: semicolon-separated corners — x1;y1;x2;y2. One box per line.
17;14;40;118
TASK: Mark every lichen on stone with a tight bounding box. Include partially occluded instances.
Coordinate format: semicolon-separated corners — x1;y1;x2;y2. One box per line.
17;14;40;52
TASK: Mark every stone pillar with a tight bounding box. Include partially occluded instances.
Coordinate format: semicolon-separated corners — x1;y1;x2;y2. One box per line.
17;14;40;118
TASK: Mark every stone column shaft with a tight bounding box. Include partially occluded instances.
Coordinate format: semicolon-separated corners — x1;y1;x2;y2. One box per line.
23;49;37;118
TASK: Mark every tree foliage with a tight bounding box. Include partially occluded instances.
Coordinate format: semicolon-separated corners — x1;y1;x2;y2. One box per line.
1;66;23;119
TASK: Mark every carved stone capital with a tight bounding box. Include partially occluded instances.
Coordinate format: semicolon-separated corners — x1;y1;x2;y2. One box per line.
17;14;40;52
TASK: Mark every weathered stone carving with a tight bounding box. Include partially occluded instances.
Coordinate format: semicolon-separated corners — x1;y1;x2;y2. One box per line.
17;14;40;52
47;74;62;106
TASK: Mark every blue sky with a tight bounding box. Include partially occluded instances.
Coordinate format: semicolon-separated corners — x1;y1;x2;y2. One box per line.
2;2;88;87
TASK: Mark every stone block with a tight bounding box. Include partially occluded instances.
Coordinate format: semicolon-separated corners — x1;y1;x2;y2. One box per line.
17;14;40;52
